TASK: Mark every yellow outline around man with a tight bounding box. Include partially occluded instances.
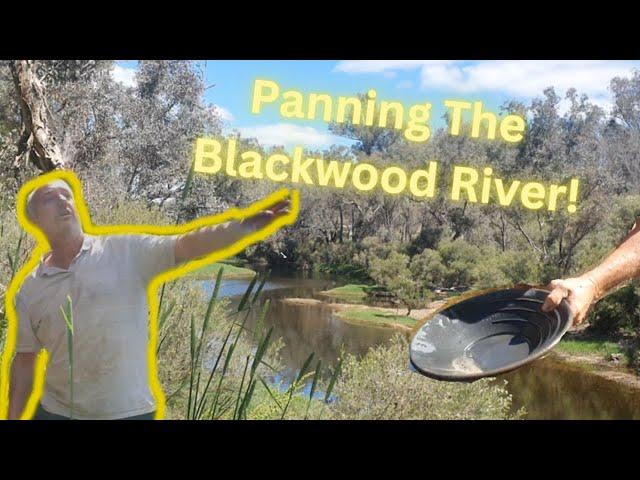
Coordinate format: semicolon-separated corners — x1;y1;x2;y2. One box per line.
0;169;299;420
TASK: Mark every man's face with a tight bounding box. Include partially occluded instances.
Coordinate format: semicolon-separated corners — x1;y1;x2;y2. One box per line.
29;182;81;237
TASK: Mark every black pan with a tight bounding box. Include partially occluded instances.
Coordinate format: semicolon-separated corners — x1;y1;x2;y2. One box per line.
409;286;573;381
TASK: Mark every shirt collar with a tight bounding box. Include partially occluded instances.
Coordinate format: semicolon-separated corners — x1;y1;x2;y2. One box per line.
37;234;94;277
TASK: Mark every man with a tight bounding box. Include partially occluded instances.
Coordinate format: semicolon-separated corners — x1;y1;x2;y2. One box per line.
543;219;640;325
8;178;292;420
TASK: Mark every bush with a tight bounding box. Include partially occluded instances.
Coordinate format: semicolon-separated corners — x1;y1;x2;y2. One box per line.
353;236;403;273
328;335;522;420
475;249;543;289
408;238;483;290
409;248;448;289
437;238;484;287
369;251;428;314
90;196;172;226
310;241;368;279
588;283;640;335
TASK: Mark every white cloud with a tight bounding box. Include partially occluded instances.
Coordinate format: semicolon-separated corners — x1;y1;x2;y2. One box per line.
213;105;234;123
112;64;137;87
334;60;453;74
419;61;637;98
237;123;342;148
556;94;613;117
396;80;414;89
334;60;640;108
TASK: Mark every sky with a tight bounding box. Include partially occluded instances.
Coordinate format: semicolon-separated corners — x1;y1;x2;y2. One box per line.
114;60;640;150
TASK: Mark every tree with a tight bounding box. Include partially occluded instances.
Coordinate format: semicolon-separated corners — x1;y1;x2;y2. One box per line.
10;60;66;172
605;70;640;193
328;93;402;156
369;251;425;315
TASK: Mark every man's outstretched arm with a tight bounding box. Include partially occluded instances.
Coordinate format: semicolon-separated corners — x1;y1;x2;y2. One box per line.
542;219;640;324
174;197;291;265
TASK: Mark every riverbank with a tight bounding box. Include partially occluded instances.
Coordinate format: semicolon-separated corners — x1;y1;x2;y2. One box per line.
188;262;256;280
281;296;640;391
551;330;640;390
549;350;640;390
281;297;447;331
319;284;373;301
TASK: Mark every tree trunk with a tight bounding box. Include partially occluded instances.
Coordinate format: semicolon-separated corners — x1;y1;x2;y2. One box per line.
10;60;65;172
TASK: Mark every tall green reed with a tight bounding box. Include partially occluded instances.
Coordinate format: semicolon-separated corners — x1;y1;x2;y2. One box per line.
60;295;74;419
154;154;341;419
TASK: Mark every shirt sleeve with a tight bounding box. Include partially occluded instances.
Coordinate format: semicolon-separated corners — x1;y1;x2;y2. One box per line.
15;294;41;353
127;234;180;284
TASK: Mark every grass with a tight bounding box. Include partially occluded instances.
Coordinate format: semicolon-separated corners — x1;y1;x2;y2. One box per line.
188;262;256;280
556;338;624;360
322;284;371;300
335;307;417;328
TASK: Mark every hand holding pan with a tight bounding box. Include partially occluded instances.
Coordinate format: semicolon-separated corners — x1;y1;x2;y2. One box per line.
409;284;573;382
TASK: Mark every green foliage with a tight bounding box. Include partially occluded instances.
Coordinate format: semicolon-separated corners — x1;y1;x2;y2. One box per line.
409;248;448;288
247;382;324;420
321;284;372;301
588;283;640;335
369;251;427;314
158;270;339;420
336;307;418;327
310;241;368;279
437;238;483;287
408;238;484;290
328;335;523;420
190;262;256;280
475;249;543;289
557;339;624;359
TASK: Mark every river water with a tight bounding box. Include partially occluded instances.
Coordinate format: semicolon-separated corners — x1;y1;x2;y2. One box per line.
201;267;640;420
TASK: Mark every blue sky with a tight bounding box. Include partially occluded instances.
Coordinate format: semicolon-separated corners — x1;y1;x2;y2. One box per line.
114;60;640;150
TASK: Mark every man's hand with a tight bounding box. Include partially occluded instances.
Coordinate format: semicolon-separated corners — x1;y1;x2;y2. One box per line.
541;276;599;325
240;198;291;232
540;216;640;326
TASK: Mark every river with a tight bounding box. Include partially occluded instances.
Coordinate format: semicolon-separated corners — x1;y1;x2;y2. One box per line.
201;267;640;420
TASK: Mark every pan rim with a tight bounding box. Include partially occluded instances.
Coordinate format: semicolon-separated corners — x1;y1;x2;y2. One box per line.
409;285;573;382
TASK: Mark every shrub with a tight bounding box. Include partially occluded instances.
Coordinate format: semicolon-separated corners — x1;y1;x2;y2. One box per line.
328;335;522;420
588;283;640;335
409;248;448;289
310;241;368;279
475;249;543;289
369;251;430;314
437;238;484;287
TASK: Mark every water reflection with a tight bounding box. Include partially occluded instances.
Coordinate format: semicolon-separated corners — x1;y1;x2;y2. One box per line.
200;268;640;420
203;276;400;376
498;356;640;420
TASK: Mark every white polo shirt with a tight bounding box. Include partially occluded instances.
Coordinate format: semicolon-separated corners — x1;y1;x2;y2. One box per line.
14;233;179;420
